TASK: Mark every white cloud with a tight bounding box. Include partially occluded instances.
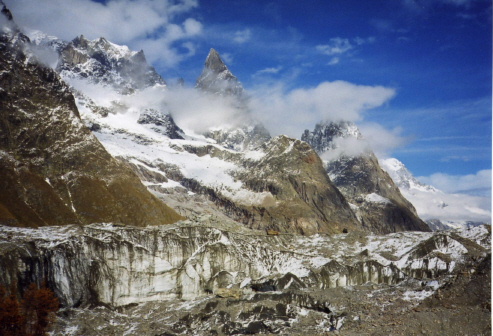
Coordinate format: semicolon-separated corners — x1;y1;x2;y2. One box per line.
221;53;234;65
164;87;250;133
359;123;408;158
4;0;201;68
418;170;492;196
320;137;370;161
68;77;249;134
354;36;376;45
233;29;251;43
316;38;353;56
317;36;375;64
318;123;408;161
401;188;491;223
249;80;396;138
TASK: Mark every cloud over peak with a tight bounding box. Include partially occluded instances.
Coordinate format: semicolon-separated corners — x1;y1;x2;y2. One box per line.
249;80;396;139
5;0;202;68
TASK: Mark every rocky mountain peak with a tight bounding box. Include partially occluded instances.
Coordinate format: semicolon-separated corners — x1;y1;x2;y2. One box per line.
205;48;228;73
72;34;89;49
302;120;362;154
380;158;437;192
1;1;29;46
1;1;13;21
58;35;166;91
196;48;243;96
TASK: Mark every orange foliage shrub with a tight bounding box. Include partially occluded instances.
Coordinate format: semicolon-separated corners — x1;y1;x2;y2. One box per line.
0;282;59;336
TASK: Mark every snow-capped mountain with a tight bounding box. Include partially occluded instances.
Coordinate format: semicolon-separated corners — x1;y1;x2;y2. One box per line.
59;35;166;92
0;6;182;228
32;33;360;234
196;48;271;151
0;3;490;334
380;158;491;230
302;121;429;233
29;30;167;93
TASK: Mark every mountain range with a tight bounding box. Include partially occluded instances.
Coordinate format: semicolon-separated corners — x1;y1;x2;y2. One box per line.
0;2;490;334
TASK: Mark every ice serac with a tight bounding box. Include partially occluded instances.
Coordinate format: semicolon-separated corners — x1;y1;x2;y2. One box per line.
0;221;489;334
302;121;430;234
0;8;183;227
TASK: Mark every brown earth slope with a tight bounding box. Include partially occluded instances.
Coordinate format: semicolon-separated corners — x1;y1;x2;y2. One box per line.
0;6;183;227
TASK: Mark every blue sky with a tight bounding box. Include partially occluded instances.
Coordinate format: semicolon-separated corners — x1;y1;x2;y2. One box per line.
5;0;492;197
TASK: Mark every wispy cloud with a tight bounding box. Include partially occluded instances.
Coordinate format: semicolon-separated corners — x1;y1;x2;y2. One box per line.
327;57;340;65
316;36;375;65
316;38;353;56
418;169;492;197
233;28;251;43
403;0;479;9
252;66;283;78
359;123;409;157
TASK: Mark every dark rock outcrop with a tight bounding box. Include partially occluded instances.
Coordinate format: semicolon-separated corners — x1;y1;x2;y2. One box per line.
137;108;184;139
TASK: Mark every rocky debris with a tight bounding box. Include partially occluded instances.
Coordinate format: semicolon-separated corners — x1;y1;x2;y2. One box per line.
303;121;430;234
